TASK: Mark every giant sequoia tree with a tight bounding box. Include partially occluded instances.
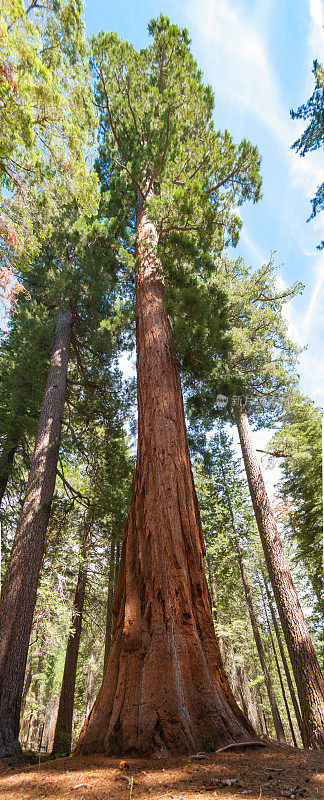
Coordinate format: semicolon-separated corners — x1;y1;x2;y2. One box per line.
76;16;262;756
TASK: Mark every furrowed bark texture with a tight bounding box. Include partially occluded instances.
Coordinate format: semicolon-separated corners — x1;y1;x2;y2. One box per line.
52;518;92;756
0;303;72;757
76;199;256;757
236;408;324;749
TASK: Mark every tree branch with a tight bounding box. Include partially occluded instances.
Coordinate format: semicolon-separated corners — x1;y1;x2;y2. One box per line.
56;463;90;506
147;105;170;195
206;157;245;196
100;68;145;198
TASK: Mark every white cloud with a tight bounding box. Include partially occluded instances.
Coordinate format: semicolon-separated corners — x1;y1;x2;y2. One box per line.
240;228;267;265
308;0;324;54
309;0;324;26
185;0;290;144
304;258;324;334
181;0;324;405
185;0;323;192
276;262;324;406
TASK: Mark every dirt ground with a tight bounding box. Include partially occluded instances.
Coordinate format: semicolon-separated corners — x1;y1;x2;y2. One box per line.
0;744;323;800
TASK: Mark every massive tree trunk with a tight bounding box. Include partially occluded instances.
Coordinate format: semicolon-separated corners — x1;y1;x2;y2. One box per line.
0;302;72;757
236;408;324;749
75;197;256;757
0;435;19;506
52;516;92;756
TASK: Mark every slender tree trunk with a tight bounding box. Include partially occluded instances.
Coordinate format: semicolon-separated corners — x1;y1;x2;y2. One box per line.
114;543;120;585
205;551;225;660
0;302;72;757
254;685;270;737
42;694;59;753
104;539;116;668
25;711;34;749
236;662;263;734
20;661;33;721
218;459;286;743
236;408;324;748
252;684;268;736
20;645;44;747
225;640;241;703
0;436;19;506
75;196;256;757
25;658;43;751
51;516;92;756
206;552;218;621
84;637;101;722
262;598;298;747
264;580;304;743
234;537;286;742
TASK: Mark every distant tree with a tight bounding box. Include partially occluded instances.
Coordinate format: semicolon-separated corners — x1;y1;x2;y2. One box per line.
291;60;324;248
270;391;323;617
0;0;99;278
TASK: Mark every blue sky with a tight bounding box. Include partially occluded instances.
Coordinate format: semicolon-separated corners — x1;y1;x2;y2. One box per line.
85;0;324;410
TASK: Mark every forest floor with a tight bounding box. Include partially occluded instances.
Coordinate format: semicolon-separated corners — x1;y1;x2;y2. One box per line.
0;744;323;800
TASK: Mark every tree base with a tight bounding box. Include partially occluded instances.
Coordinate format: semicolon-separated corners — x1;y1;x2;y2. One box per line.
75;539;257;758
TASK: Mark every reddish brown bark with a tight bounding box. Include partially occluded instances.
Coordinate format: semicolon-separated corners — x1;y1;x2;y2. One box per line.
236;408;324;749
75;198;256;757
52;516;92;756
0;302;72;757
